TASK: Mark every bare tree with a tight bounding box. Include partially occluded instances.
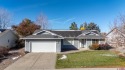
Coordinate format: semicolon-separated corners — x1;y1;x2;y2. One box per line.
0;8;11;29
36;13;48;29
107;14;125;48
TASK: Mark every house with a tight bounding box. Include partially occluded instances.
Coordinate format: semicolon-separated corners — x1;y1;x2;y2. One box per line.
21;30;105;52
0;29;18;48
106;28;125;47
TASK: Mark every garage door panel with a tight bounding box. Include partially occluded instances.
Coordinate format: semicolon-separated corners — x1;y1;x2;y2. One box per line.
31;41;56;52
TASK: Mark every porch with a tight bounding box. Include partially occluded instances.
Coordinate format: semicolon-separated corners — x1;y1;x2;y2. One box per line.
79;39;105;49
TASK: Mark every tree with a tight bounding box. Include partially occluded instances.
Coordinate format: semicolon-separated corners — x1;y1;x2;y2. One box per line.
80;22;87;30
0;8;11;29
83;22;87;28
108;14;125;47
80;24;85;30
69;22;78;30
110;14;125;32
86;22;100;32
36;13;48;29
12;18;41;37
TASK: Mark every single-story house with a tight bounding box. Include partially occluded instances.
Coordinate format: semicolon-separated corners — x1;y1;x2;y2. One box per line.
21;30;105;52
0;29;18;48
106;28;125;47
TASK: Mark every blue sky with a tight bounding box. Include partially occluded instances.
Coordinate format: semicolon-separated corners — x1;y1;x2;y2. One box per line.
0;0;125;32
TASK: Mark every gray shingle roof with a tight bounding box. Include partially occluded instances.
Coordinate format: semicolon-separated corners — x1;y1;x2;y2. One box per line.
50;30;82;38
77;30;104;39
22;34;63;39
0;29;9;37
23;29;105;39
77;35;104;39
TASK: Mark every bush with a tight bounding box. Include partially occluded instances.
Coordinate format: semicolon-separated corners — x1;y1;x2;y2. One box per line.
98;43;112;50
89;43;112;50
89;44;99;50
0;46;9;56
15;39;24;48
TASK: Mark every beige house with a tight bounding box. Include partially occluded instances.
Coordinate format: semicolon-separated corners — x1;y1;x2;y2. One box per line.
106;28;125;48
21;30;105;53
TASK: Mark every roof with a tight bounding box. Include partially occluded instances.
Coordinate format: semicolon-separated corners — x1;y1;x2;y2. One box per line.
0;29;18;38
22;29;105;39
50;30;82;38
106;28;125;37
77;35;104;39
21;34;63;39
77;30;104;39
0;29;9;37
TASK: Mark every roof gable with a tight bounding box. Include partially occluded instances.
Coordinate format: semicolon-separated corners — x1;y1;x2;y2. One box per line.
77;30;104;39
106;28;125;37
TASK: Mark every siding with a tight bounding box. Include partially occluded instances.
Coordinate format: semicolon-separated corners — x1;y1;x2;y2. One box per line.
62;39;79;50
74;39;79;49
99;39;105;44
86;39;92;48
56;39;61;52
0;30;18;48
25;40;30;52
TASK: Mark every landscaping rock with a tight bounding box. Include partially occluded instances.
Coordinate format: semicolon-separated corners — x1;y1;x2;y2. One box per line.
59;55;67;60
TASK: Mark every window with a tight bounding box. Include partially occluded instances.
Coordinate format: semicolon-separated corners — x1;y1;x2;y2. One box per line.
92;39;99;44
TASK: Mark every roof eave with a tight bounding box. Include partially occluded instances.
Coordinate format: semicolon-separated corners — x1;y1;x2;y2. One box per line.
20;38;64;40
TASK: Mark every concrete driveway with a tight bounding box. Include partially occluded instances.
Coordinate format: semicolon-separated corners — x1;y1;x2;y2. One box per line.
4;53;56;70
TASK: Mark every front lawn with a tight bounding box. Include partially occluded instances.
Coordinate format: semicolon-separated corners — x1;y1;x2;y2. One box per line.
56;50;125;68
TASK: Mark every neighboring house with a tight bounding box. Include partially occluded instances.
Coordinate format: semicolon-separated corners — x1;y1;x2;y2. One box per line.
106;28;125;48
21;30;105;52
0;29;18;48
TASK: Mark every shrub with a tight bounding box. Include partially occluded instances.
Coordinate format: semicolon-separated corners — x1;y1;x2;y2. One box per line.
89;43;112;50
15;39;24;48
98;43;112;50
89;44;99;50
0;46;9;56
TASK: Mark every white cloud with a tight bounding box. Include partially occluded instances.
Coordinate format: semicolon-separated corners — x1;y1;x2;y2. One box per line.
49;18;75;24
48;18;75;29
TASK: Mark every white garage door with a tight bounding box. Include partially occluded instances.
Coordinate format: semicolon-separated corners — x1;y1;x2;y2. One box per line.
31;41;56;52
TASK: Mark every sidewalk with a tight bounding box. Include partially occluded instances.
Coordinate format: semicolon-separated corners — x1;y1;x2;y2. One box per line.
56;68;122;70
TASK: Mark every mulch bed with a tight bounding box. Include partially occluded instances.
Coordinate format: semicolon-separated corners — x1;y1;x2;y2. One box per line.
0;48;25;70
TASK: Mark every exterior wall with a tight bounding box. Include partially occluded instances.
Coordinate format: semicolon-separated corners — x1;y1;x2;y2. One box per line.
79;39;105;49
56;39;61;52
106;29;125;47
99;39;105;44
25;40;30;52
25;39;61;52
74;39;79;49
0;30;18;48
86;39;92;48
62;39;79;50
79;39;87;48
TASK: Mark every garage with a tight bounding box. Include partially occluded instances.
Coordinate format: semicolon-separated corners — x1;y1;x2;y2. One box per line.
31;41;56;52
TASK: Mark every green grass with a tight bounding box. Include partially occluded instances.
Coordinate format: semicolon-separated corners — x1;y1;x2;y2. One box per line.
56;50;125;68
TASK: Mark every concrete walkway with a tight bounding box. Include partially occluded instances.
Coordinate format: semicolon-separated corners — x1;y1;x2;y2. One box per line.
4;53;56;70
